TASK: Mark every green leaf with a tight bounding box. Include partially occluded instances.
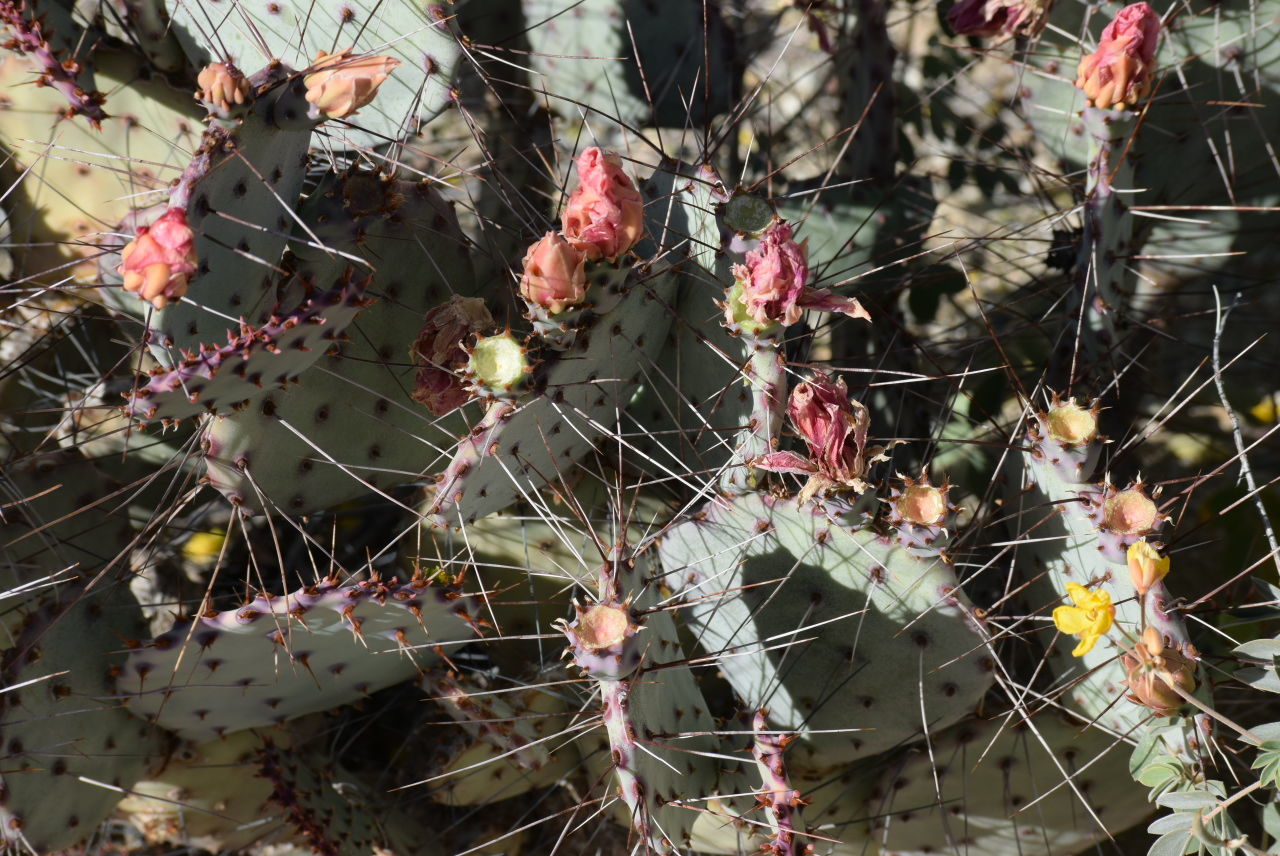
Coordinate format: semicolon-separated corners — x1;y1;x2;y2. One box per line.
1252;740;1280;789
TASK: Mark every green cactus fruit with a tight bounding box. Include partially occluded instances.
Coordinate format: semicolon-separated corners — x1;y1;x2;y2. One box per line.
0;580;168;852
118;575;480;739
658;492;994;770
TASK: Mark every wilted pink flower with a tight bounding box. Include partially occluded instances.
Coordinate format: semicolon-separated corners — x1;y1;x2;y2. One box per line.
1076;2;1161;110
756;372;882;499
946;0;1051;43
520;232;588;315
304;48;401;119
195;62;250;114
729;222;870;329
411;296;494;416
118;207;197;309
561;147;645;261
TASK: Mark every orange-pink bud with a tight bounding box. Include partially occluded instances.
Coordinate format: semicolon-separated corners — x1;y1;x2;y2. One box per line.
195;62;250;114
118;207;197;309
304;48;401;120
1122;626;1196;716
1076;2;1161;110
561;147;645;261
410;296;494;416
520;232;588;315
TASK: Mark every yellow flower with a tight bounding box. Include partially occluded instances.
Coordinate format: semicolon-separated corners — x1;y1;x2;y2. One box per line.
1052;583;1115;657
1127;539;1170;596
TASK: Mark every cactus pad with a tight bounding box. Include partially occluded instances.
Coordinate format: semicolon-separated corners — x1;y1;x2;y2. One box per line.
119;575;480;739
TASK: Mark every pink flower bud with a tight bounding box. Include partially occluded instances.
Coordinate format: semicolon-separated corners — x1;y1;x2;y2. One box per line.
1076;2;1161;110
195;62;250;114
730;222;870;330
304;48;401;120
410;296;495;416
561;147;645;261
946;0;1050;43
118;207;197;309
520;232;587;315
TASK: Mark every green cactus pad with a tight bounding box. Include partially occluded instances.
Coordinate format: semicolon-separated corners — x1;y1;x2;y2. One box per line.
116;729;288;851
257;739;407;855
145;81;315;354
0;581;167;853
164;0;462;148
521;0;734;126
658;492;994;770
0;449;136;592
428;263;677;527
126;270;371;423
203;175;480;513
867;713;1156;856
118;575;480;740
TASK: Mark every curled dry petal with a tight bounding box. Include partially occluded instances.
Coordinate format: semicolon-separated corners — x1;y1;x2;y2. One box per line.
520;232;587;315
410;296;495;416
561;147;645;261
756;372;879;497
195;62;250;114
304;48;401;119
118;207;198;309
730;221;871;329
946;0;1052;43
1076;2;1161;110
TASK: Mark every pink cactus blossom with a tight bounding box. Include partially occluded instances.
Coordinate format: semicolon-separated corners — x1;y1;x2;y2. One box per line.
410;296;494;416
520;232;588;315
196;62;250;114
561;147;645;261
756;372;883;499
729;222;870;329
946;0;1051;43
1076;2;1161;110
117;207;197;309
304;48;401;119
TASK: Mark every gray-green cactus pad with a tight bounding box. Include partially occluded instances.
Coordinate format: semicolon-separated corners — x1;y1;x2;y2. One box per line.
866;713;1156;856
204;175;481;513
522;0;734;126
119;576;479;739
165;0;462;147
428;264;677;527
0;582;167;853
658;492;994;770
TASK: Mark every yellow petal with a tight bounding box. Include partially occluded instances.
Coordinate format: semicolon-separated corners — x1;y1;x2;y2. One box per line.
1065;582;1092;607
1053;604;1090;635
1071;633;1099;657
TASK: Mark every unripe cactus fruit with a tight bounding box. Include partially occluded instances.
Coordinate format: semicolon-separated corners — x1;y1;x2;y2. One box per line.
117;207;198;308
561;147;645;261
1046;398;1099;446
1076;2;1161;110
520;232;588;315
558;600;643;680
894;480;948;526
466;333;529;398
304;48;401;119
1101;485;1160;534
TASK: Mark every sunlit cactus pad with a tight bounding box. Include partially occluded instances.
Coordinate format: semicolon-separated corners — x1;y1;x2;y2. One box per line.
119;575;480;739
659;492;994;769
